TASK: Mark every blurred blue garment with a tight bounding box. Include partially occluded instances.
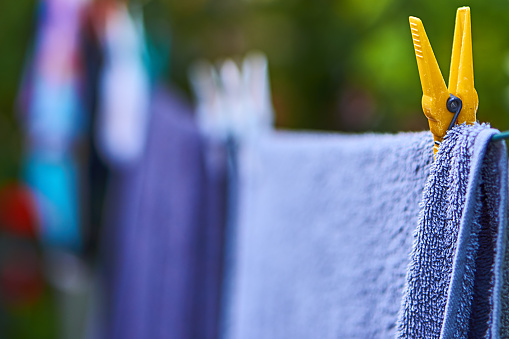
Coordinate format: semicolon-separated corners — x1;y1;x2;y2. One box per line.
19;0;88;251
99;87;228;339
24;151;81;250
222;130;434;339
397;124;509;338
25;0;87;146
30;78;83;150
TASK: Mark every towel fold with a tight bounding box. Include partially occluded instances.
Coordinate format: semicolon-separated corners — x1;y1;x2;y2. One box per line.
397;123;509;338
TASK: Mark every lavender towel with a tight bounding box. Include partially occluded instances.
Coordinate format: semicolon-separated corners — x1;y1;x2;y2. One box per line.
397;124;509;338
222;130;434;338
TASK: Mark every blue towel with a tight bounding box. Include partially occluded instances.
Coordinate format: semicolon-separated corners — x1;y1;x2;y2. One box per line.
222;130;434;338
397;124;509;338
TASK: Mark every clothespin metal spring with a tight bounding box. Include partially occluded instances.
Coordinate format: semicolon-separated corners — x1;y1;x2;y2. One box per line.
446;94;463;130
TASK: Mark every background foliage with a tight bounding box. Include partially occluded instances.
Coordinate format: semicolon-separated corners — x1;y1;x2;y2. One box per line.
154;0;509;133
2;1;509;174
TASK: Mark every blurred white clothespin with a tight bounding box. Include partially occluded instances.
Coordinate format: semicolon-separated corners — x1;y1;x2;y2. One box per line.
242;51;274;132
189;61;229;140
190;52;275;141
219;59;246;137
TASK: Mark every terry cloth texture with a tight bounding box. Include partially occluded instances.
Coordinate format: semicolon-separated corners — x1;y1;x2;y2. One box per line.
397;123;509;339
99;87;228;339
222;130;434;339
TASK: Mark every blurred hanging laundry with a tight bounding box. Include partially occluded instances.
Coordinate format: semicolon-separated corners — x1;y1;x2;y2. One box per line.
18;0;90;251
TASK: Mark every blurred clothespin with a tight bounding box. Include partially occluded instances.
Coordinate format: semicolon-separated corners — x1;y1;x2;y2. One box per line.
189;60;230;139
409;7;478;155
189;52;274;141
242;52;274;132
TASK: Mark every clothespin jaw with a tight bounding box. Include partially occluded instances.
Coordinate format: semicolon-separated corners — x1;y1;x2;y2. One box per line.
409;16;450;154
409;7;478;155
448;7;478;126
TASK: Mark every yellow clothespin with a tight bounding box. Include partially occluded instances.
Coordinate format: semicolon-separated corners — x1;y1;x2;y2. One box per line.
409;7;478;154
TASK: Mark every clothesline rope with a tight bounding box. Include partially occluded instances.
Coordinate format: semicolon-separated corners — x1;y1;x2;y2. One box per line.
491;131;509;142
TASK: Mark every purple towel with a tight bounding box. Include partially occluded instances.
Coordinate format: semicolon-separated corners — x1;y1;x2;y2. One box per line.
99;87;228;339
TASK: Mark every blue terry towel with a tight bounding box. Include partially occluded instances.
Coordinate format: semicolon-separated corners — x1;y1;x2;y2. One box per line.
222;125;509;339
397;124;509;339
222;130;434;339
